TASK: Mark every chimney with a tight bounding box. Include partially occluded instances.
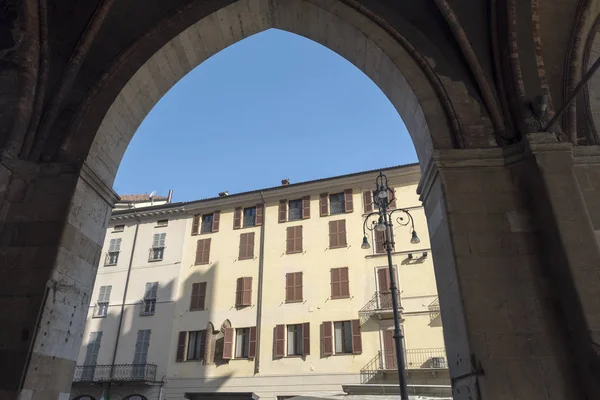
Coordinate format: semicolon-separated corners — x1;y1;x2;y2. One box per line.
218;191;229;197
167;189;173;203
281;179;290;186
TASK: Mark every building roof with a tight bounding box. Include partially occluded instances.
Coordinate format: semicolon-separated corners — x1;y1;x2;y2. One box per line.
118;194;168;203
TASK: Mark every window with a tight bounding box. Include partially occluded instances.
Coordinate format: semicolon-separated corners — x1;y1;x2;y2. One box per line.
243;207;256;227
329;220;347;248
287;324;303;356
142;282;158;315
95;286;112;317
329;193;345;215
363;191;373;213
238;232;255;260
113;225;125;232
330;267;350;299
106;238;121;265
288;199;303;221
235;328;250;358
235;277;252;307
190;282;207;311
285;272;303;303
194;238;211;265
187;330;206;361
334;321;353;353
156;219;168;227
150;233;166;261
132;330;151;378
201;213;217;233
82;331;102;380
286;226;303;254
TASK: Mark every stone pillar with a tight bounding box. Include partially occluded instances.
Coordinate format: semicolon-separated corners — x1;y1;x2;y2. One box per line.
418;142;585;399
0;160;117;400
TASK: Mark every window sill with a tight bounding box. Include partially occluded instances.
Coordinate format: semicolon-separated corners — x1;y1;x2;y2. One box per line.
189;308;206;312
194;262;209;266
238;256;254;261
329;245;348;250
285;251;303;255
104;264;117;267
285;355;304;358
330;296;350;300
92;315;107;319
140;312;155;317
148;259;163;263
184;358;203;362
285;300;303;304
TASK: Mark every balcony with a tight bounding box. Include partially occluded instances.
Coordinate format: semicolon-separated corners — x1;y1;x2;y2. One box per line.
358;291;402;322
361;348;449;385
72;364;157;383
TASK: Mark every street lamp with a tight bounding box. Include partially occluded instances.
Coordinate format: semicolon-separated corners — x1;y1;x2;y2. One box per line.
361;171;420;400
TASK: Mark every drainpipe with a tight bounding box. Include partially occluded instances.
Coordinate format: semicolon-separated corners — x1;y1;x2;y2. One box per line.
254;192;267;374
108;212;140;391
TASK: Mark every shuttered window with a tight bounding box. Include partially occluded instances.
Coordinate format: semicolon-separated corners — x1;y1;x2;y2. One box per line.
344;189;354;212
363;191;373;213
287;324;303;356
223;327;234;360
187;330;206;361
388;188;397;209
333;320;362;354
190;282;207;311
279;200;287;223
176;331;187;362
274;324;285;358
285;272;303;303
95;286;111;317
201;214;213;234
235;328;250;358
321;321;333;357
288;199;303;221
286;226;303;254
329;220;347;248
243;207;257;227
330;267;350;299
319;193;328;216
239;232;255;260
235;277;252;307
106;239;121;265
233;207;242;229
150;233;166;261
191;214;201;235
142;282;158;315
194;239;211;265
375;230;385;254
329;193;345;215
302;196;310;219
248;326;257;359
256;204;264;226
133;329;151;365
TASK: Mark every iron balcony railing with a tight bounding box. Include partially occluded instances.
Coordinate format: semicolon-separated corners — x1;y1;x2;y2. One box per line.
329;201;345;215
200;221;213;233
360;350;383;383
243;215;256;227
360;348;447;383
73;364;157;383
358;291;402;321
148;246;165;261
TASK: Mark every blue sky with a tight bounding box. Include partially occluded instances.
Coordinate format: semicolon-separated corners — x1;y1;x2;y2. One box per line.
114;29;416;202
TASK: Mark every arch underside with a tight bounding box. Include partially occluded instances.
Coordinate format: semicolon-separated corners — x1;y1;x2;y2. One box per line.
76;0;493;188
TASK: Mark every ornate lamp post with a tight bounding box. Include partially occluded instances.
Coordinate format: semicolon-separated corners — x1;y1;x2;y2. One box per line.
361;171;420;400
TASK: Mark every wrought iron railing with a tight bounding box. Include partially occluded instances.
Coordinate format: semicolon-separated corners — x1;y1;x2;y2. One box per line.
428;297;440;321
148;247;164;261
243;215;256;227
200;221;213;233
360;350;383;383
330;201;345;215
73;364;157;383
358;291;402;321
105;251;119;265
406;347;447;369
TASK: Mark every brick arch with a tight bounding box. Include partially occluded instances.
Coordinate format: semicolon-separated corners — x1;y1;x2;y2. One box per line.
74;0;463;189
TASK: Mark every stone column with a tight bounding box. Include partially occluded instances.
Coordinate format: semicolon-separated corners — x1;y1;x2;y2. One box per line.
0;160;118;400
418;142;584;399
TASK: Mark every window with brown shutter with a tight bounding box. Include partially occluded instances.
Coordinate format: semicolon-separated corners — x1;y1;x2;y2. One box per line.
233;207;242;229
212;211;220;232
190;282;207;311
329;220;347;249
176;331;187;362
191;214;200;235
302;196;310;219
319;193;328;216
223;327;233;360
279;200;287;223
235;277;252;307
388;189;397;209
194;239;211;265
274;324;285;358
363;191;373;213
256;204;264;226
333;320;361;354
302;322;310;356
286;226;303;254
285;272;303;302
248;326;257;359
344;189;353;212
351;319;362;354
321;321;333;356
330;267;350;299
238;232;255;260
375;230;385;254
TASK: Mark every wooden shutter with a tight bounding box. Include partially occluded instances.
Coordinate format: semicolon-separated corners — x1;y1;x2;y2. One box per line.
378;268;391;293
233;207;242;229
387;224;395;251
279;200;287;223
285;273;294;302
302;196;311;219
256;204;264;226
295;272;303;302
197;282;207;310
322;321;333;356
195;240;203;265
239;233;254;260
294;226;303;253
319;193;328;216
329;221;338;248
363;191;373;213
344;189;353;212
176;331;186;362
375;230;385;253
302;322;310;356
191;214;200;235
195;239;211;265
329;220;347;248
338;220;347;247
243;277;252;306
274;324;285;358
247;233;255;259
286;226;302;254
190;283;199;310
340;267;350;297
235;278;243;307
223;327;233;360
248;327;257;359
351;319;362;354
212;211;220;232
330;268;341;298
388;189;397;209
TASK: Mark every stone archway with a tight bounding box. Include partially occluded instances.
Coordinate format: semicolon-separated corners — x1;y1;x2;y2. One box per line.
2;1;600;399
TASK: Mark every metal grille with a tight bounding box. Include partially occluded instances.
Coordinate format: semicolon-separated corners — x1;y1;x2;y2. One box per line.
360;351;383;383
405;348;447;369
201;221;212;233
73;364;157;382
149;247;164;261
329;200;345;215
243;215;255;227
358;291;402;322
